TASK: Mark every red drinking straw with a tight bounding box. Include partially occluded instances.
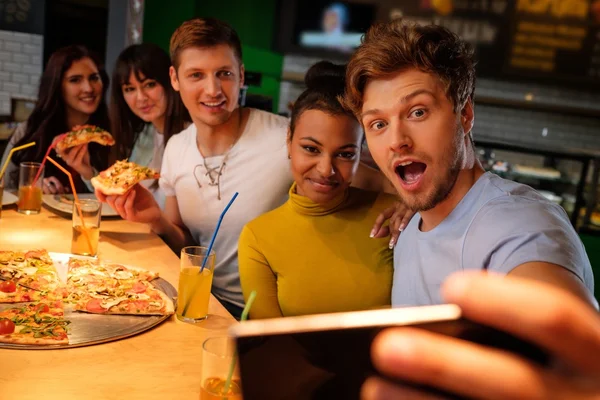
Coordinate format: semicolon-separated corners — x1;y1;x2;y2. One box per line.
32;133;67;185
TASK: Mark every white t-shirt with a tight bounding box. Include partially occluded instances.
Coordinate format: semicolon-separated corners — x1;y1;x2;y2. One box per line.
160;108;292;308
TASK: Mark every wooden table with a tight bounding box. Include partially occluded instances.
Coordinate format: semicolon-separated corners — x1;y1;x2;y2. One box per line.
0;204;236;400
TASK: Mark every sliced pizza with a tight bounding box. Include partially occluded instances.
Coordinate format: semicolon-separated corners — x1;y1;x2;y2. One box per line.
0;250;64;303
0;301;70;345
65;257;171;315
67;257;159;284
91;160;160;195
56;125;115;151
73;280;174;315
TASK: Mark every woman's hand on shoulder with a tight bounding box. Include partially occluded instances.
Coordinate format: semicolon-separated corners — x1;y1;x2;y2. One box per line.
370;201;414;249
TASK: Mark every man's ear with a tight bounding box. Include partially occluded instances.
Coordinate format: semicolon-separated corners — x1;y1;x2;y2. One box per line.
460;98;474;136
169;66;180;92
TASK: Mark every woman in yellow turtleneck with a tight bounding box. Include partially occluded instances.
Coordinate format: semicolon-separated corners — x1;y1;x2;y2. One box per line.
238;61;397;319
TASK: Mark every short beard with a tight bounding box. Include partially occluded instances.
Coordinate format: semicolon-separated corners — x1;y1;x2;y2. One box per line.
413;163;460;211
398;125;465;212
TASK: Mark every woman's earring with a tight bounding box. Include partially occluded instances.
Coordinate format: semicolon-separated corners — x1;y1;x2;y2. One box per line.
287;154;291;159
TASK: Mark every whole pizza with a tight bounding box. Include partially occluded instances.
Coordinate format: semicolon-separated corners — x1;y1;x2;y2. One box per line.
0;249;174;346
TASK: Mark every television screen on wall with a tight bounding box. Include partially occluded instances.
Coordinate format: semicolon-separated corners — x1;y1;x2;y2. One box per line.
275;0;600;90
275;0;377;59
294;1;376;53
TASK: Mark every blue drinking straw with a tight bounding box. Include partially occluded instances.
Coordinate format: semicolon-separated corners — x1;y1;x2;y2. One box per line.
200;191;238;273
181;192;239;317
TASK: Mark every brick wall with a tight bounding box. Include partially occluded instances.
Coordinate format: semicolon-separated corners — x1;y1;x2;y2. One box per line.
0;30;43;116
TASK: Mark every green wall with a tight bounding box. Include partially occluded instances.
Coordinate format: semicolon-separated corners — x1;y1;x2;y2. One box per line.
142;0;196;51
142;0;283;112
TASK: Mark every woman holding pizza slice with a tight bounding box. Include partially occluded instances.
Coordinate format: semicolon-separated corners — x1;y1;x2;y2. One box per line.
1;45;111;193
104;43;191;207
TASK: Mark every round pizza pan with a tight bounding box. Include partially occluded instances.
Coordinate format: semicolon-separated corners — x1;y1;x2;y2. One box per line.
0;253;177;350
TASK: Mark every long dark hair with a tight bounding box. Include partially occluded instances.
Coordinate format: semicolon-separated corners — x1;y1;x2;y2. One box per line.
109;43;190;164
11;45;110;188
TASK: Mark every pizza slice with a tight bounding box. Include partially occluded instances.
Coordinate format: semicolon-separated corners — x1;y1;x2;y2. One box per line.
73;279;174;315
0;249;64;303
91;160;160;195
0;301;70;345
67;258;159;283
56;125;115;151
65;258;166;313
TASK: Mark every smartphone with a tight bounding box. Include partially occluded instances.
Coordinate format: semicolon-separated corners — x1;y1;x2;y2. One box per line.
229;304;549;400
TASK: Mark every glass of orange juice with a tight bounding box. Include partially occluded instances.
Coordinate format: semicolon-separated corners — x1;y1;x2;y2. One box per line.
176;246;215;323
17;162;43;215
200;336;243;400
71;199;101;257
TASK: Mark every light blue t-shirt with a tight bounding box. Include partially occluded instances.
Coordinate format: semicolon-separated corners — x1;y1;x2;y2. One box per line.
392;172;595;306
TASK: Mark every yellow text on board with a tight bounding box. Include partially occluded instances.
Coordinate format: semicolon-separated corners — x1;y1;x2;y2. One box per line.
517;0;589;19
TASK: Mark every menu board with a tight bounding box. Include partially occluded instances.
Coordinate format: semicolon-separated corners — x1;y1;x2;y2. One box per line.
385;0;600;88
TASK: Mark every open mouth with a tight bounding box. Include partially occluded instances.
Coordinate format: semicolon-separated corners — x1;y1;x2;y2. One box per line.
79;96;97;104
201;100;226;109
395;160;427;186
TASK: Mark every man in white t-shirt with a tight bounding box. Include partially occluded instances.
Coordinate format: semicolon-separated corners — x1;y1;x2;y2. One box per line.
96;17;405;318
97;17;292;318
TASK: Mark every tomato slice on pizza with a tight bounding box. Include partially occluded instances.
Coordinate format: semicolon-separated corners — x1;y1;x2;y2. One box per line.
56;124;115;151
0;249;63;303
0;302;70;345
73;280;174;316
91;160;160;195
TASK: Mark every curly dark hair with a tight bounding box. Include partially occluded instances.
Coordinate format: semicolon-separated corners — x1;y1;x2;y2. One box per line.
344;20;476;116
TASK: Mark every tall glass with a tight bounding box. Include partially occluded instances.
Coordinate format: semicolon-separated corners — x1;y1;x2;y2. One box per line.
71;199;101;257
176;246;215;322
200;336;243;400
17;162;43;214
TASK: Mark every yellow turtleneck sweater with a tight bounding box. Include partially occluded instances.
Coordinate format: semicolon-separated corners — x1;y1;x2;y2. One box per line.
238;183;396;319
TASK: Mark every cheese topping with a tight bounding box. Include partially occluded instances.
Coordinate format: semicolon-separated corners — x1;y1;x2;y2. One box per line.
22;266;38;276
100;297;128;309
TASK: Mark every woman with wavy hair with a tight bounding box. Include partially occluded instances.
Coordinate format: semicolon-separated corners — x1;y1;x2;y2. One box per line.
1;45;110;193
